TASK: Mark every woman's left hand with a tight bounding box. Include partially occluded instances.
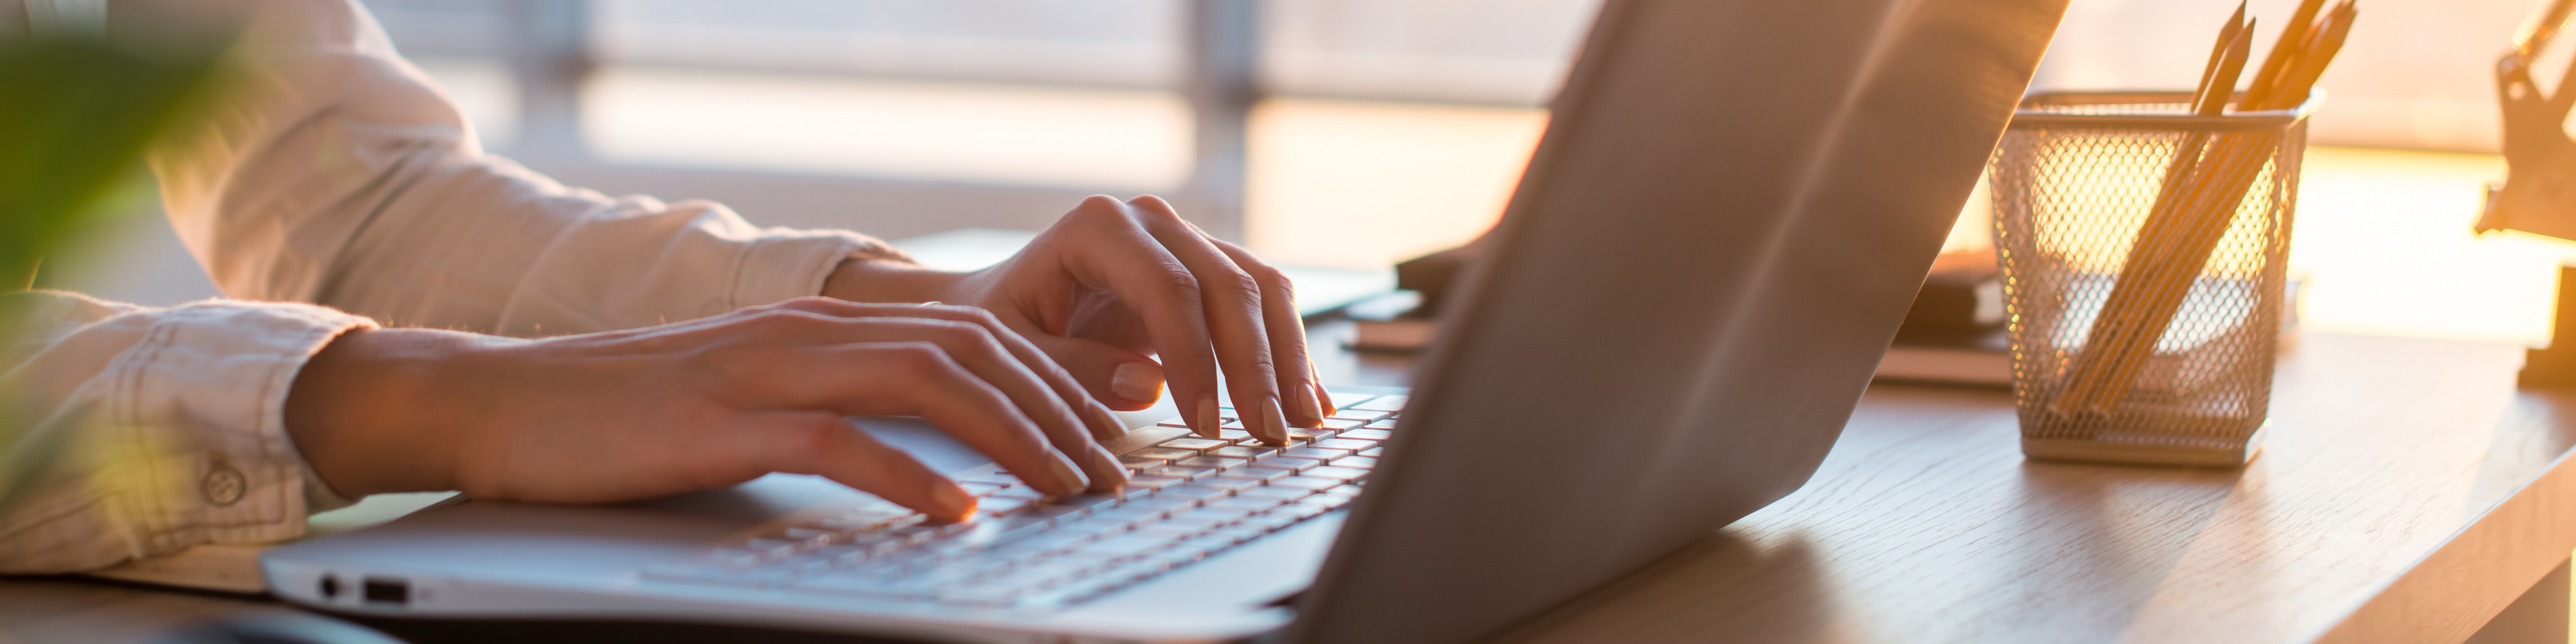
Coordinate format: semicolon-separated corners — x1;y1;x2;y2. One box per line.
823;195;1331;444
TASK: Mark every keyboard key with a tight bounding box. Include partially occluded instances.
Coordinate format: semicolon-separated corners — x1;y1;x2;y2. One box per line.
1217;429;1255;443
1325;484;1363;497
1085;506;1164;529
1329;411;1390;423
1363;418;1400;429
1198;474;1268;492
1284;428;1333;443
1300;494;1352;510
1118;455;1171;471
1019;503;1090;523
1207;496;1286;513
1351;395;1405;411
1329;455;1378;470
1223;467;1292;482
1011;531;1096;555
1144;464;1221;480
1245;456;1323;474
1358;447;1383;457
990;485;1047;500
1302;466;1370;482
1271;476;1343;492
1154;417;1193;429
1309;438;1375;451
1208;445;1277;460
1336;429;1393;441
1125;476;1188;491
1070;533;1177;561
1170;482;1238;501
1284;447;1353;461
1325;394;1378;409
1156;514;1227;534
1129;447;1200;462
1158;437;1230;452
1121;496;1197;517
1319;418;1370;430
1049;494;1123;512
1176;455;1249;471
1235;486;1311;503
977;496;1033;515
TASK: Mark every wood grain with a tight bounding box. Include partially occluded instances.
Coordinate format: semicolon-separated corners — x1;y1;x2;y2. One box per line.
1490;332;2576;644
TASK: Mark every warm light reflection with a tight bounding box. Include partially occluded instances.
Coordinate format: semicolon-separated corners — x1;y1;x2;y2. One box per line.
1244;97;1547;270
2289;146;2571;344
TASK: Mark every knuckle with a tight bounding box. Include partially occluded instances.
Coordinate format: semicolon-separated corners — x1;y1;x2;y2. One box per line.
1214;266;1261;297
1070;196;1127;222
1152;264;1201;294
884;341;952;374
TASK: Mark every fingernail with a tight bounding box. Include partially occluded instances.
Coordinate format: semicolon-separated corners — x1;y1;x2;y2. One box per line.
1087;444;1129;492
1261;398;1291;445
1291;383;1325;428
1086;400;1130;439
1112;362;1164;404
1196;396;1222;439
931;482;976;521
1045;451;1091;494
1315;382;1339;417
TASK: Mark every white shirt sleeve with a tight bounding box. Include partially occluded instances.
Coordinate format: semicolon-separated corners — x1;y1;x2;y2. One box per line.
0;292;372;574
143;0;912;336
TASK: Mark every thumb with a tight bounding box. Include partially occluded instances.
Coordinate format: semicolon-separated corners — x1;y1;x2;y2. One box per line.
1030;334;1166;411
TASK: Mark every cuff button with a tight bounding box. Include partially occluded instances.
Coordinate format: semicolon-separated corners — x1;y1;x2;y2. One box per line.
203;464;246;506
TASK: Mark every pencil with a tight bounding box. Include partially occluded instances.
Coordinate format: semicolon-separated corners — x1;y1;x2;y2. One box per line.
2050;3;2355;417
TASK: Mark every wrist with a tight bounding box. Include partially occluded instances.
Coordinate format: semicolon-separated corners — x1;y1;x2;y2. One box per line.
284;328;486;497
821;256;968;303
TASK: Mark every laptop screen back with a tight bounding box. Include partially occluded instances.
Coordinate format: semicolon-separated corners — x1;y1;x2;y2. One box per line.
1290;0;2067;642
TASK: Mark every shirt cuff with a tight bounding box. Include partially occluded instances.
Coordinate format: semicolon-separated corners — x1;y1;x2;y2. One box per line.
730;228;917;309
114;301;376;552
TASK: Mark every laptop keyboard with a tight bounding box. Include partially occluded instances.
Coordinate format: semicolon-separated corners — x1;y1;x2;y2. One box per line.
642;393;1407;611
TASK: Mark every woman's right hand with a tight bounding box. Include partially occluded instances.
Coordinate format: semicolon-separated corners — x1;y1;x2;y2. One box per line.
282;297;1131;523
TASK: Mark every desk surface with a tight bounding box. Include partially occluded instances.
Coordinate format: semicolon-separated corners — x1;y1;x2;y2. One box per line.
6;327;2574;644
1485;331;2576;644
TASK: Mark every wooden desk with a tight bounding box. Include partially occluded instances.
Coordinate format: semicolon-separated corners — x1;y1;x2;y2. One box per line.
1480;331;2576;644
6;327;2574;644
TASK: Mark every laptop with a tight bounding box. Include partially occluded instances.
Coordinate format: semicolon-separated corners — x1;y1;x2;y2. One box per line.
261;0;2068;641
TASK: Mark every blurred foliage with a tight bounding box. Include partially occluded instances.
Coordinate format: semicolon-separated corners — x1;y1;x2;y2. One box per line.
1;32;229;290
1;30;231;516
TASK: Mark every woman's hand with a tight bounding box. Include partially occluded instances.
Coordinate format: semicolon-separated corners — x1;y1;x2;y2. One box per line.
282;299;1129;522
824;195;1331;444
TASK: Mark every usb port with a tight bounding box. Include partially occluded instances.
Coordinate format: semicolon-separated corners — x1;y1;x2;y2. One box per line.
362;578;409;605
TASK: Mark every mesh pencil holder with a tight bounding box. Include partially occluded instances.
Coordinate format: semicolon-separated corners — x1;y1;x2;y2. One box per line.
1990;91;2315;467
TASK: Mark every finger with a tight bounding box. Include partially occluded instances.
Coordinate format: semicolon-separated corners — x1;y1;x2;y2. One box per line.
744;301;1129;488
752;341;1092;497
1208;237;1325;429
1049;196;1229;440
1025;333;1165;411
871;314;1127;491
904;305;1137;457
1123;195;1288;444
730;412;975;522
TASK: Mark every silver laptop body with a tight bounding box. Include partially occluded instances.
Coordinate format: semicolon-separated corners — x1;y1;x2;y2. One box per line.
262;0;2067;641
